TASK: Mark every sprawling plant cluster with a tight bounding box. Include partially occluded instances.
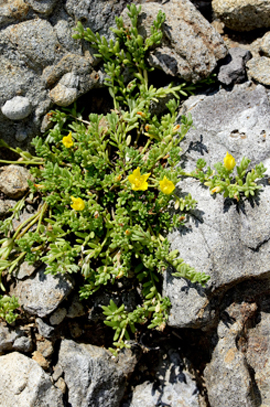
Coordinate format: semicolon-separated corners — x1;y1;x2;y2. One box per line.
0;4;266;351
192;153;266;201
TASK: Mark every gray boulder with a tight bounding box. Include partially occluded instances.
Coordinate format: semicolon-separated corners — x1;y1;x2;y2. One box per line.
57;339;138;407
0;352;64;407
164;83;270;328
11;265;73;317
212;0;270;31
123;0;227;83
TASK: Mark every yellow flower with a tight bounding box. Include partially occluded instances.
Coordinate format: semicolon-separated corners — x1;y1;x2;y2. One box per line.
223;152;236;171
159;176;175;195
70;196;85;211
128;167;151;191
62;132;73;148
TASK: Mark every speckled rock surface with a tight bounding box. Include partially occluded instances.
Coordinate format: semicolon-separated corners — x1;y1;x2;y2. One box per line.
0;165;32;198
204;278;270;407
260;31;270;57
123;0;227;83
57;339;138;407
212;0;270;31
11;265;73;317
0;352;64;407
246;56;270;86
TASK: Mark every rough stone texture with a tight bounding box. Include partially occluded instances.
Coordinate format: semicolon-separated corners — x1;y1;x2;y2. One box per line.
212;0;270;32
36;318;55;339
0;14;98;146
130;347;200;407
164;83;270;328
218;47;252;86
16;261;36;279
57;339;138;407
0;165;32;198
0;199;16;216
204;302;257;407
0;0;227;144
0;352;64;407
32;350;50;369
65;0;128;35
123;0;227;83
49;83;78;107
0;323;32;354
246;312;270;407
204;278;270;407
260;31;270;57
25;0;58;15
11;265;73;317
36;338;54;358
246;56;270;86
0;0;31;29
1;96;32;120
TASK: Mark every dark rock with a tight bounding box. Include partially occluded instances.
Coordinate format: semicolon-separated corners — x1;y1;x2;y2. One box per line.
218;47;252;86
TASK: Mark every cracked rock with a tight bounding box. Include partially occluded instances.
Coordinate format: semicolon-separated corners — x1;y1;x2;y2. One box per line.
164;83;270;328
58;339;138;407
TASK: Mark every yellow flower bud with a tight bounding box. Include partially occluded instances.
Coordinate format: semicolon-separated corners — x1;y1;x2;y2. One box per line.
223;152;236;171
159;176;175;195
70;196;85;211
128;167;151;191
211;186;222;194
62;132;73;148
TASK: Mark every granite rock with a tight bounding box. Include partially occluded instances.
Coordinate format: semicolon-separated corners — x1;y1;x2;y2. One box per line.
0;165;32;198
122;0;227;83
204;278;270;407
212;0;270;31
36;318;55;339
246;56;270;86
260;31;270;57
